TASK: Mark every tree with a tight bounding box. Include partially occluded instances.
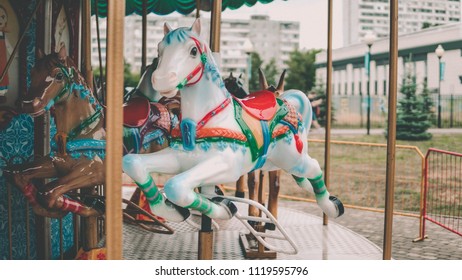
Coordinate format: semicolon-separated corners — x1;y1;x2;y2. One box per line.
422;22;441;29
94;61;140;89
285;49;321;93
310;78;335;127
249;52;264;92
420;78;435;125
263;58;279;87
394;73;433;140
123;61;140;88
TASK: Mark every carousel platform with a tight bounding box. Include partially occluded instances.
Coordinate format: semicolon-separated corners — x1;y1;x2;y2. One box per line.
121;189;383;260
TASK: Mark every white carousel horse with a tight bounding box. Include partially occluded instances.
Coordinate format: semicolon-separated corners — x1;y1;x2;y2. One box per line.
122;19;344;223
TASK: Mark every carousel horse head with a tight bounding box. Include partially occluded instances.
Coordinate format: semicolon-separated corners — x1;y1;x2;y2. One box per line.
134;57;163;102
23;46;89;117
152;18;219;98
224;72;247;99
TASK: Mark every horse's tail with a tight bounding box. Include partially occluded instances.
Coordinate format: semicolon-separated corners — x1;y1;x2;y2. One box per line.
281;89;312;131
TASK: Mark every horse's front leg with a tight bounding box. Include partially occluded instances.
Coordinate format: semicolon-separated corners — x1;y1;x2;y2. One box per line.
164;156;241;220
5;156;67;218
38;157;105;217
122;150;190;222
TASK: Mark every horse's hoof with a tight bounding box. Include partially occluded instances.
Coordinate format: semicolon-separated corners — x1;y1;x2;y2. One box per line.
235;191;245;198
212;197;237;218
329;195;344;217
84;197;106;214
264;223;276;231
248;220;259;227
165;199;191;221
214;185;224;196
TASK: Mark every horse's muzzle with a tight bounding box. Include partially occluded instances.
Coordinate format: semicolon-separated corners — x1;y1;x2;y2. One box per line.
152;71;178;93
22;98;44;116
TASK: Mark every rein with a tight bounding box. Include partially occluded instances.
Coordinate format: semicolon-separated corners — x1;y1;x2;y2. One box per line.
176;37;207;90
48;63;103;155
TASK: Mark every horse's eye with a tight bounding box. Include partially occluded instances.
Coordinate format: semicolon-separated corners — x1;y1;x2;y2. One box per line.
55;72;64;81
190;47;198;57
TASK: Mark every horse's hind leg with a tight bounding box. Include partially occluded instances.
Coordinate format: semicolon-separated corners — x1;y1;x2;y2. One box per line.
235;175;245;198
265;170;280;230
290;155;344;218
247;171;260;219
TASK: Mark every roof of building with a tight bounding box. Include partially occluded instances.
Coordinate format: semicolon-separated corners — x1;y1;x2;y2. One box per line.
316;22;462;68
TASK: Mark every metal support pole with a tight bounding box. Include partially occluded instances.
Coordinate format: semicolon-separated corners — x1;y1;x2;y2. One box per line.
197;0;222;260
141;0;147;74
383;0;398;260
94;1;105;100
82;0;98;250
437;57;442;128
323;0;333;226
105;0;125;260
367;45;371;135
34;0;52;260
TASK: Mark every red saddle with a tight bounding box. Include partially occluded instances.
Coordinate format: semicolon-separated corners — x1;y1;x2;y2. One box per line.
123;96;151;128
235;90;277;121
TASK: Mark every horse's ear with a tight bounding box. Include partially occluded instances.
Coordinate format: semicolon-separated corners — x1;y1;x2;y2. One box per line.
258;68;269;90
229;72;234;78
164;22;173;35
36;48;45;59
276;69;286;93
191;18;201;36
58;45;67;62
238;73;243;79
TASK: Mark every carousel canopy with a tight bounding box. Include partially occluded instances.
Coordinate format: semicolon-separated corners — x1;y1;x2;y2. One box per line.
91;0;285;17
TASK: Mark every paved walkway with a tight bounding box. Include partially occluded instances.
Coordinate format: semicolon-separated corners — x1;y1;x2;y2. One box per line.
280;200;462;260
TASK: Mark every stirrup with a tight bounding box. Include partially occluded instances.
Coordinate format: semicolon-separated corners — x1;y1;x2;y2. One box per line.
204;194;298;255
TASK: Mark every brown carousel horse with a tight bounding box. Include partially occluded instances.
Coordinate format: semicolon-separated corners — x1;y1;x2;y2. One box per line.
5;46;184;226
224;69;286;230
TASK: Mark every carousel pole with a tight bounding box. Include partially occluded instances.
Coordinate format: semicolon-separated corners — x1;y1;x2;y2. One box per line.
34;0;52;259
94;0;105;101
323;0;334;226
141;0;147;73
197;0;221;260
383;0;398;260
82;0;94;92
105;0;125;260
81;0;98;250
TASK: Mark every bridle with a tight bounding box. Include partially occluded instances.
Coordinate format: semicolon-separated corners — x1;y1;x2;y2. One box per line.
45;62;103;155
175;36;207;90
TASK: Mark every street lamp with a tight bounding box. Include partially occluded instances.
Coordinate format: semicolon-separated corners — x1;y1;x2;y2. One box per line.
435;44;445;128
364;31;376;135
243;38;254;92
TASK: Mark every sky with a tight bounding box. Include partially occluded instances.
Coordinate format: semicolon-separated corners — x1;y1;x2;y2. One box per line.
214;0;344;50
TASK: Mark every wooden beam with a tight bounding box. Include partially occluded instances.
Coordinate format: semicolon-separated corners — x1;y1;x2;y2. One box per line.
383;0;399;260
105;0;125;260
